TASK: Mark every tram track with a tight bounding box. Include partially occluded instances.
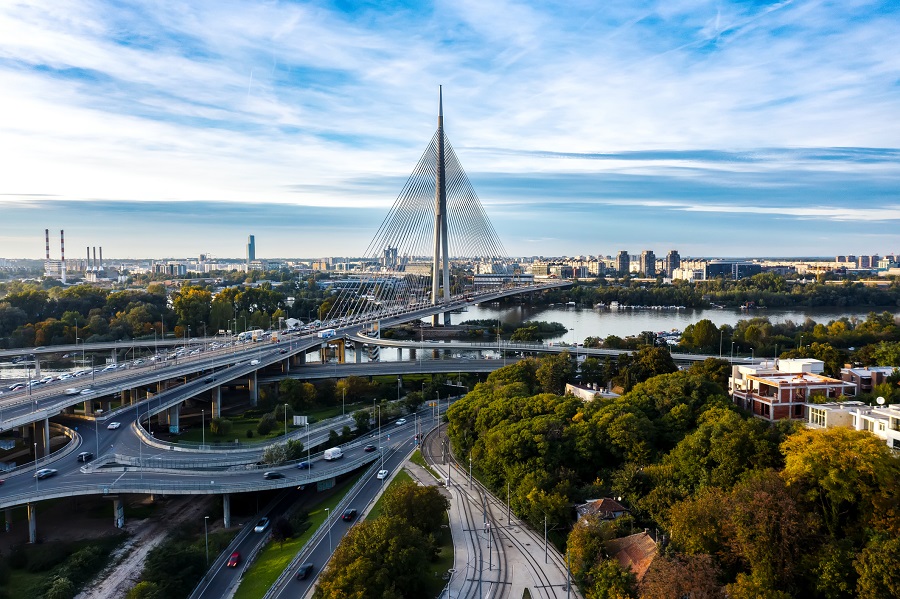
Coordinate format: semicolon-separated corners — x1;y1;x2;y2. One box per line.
421;425;576;599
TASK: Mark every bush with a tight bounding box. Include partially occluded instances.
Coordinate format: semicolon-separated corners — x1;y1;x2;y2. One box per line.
0;558;10;585
126;581;162;599
8;547;27;569
257;413;276;436
210;418;233;436
44;576;75;599
25;543;69;572
246;429;254;438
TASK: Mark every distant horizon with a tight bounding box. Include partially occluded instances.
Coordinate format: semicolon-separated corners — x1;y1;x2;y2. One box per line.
1;3;898;257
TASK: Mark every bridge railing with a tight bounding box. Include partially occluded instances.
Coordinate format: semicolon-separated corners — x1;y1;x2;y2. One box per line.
0;422;80;477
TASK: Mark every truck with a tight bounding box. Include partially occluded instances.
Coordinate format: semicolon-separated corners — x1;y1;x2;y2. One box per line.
318;328;336;339
323;447;343;461
250;329;266;342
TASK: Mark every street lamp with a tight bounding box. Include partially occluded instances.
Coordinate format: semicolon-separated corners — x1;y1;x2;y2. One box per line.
284;404;288;437
719;329;724;358
324;508;332;553
343;387;346;418
34;442;38;490
204;516;210;566
201;409;205;447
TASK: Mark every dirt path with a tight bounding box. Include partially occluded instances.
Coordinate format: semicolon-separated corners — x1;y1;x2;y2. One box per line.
77;495;214;599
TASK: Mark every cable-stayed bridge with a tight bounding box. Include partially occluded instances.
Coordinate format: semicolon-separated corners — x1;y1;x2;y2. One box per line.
327;87;535;327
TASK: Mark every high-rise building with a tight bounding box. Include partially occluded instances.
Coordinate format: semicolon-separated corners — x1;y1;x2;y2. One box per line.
615;251;630;275
247;235;256;266
664;250;681;277
640;250;656;277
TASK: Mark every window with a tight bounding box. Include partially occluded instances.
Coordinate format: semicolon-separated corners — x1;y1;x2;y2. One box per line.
810;408;825;426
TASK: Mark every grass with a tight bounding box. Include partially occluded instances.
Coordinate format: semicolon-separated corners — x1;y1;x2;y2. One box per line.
409;449;442;481
233;472;365;599
174;414;288;445
423;512;454;598
365;469;414;521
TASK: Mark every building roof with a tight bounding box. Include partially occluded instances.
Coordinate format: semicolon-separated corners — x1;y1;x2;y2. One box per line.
577;498;629;520
605;532;658;581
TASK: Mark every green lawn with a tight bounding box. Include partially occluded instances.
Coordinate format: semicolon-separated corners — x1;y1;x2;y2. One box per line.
409;449;442;481
174;414;289;445
233;473;364;599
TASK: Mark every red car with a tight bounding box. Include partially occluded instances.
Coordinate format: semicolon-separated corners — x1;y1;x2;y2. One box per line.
227;551;240;567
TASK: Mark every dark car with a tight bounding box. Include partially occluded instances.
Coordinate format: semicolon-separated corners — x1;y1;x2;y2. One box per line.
341;508;357;522
263;471;285;480
296;461;312;470
77;451;93;462
203;376;215;384
279;348;288;354
364;444;376;452
296;562;315;580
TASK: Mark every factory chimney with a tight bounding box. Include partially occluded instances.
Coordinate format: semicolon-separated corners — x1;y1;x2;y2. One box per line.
99;247;103;272
86;246;91;271
45;229;50;260
60;229;66;284
93;247;97;271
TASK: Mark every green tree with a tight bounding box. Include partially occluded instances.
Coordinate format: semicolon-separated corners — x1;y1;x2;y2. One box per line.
353;409;371;433
585;559;637;599
780;427;900;537
681;319;720;352
855;536;900;599
312;516;432;599
536;351;575;394
209;418;232;436
380;481;450;536
257;413;277;436
613;346;678;392
126;582;161;599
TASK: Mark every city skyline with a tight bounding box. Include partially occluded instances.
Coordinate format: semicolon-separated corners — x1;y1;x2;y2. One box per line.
1;1;899;258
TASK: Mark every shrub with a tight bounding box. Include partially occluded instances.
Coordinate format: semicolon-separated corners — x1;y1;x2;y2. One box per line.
257;413;276;436
44;576;75;599
210;418;233;436
246;429;254;438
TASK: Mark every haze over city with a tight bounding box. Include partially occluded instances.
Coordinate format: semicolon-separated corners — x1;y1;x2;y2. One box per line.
1;1;898;259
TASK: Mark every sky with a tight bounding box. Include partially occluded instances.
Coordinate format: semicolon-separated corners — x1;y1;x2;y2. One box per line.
1;0;899;260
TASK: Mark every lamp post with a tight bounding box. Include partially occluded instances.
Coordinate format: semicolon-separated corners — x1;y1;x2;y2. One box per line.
284;404;288;437
719;329;724;358
325;508;332;553
201;409;205;447
204;516;210;566
306;422;310;467
95;417;99;458
730;342;735;365
342;387;346;418
34;442;38;490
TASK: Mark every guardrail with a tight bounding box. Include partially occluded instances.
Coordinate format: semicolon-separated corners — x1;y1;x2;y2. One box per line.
0;422;80;478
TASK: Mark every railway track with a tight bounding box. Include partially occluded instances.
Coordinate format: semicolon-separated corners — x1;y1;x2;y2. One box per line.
421;425;578;599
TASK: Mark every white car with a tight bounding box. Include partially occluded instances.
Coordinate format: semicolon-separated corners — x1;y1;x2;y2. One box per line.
107;422;121;430
377;469;389;480
254;517;270;533
80;388;96;395
395;418;407;426
64;388;80;395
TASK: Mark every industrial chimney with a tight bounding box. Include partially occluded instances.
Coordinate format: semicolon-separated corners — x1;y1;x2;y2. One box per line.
60;229;66;284
99;247;103;272
93;247;97;272
45;229;50;261
86;246;90;271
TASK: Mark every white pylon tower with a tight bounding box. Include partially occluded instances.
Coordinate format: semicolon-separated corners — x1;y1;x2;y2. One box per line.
431;86;451;326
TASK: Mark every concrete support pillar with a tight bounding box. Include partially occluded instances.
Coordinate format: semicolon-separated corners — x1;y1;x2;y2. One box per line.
167;403;180;433
356;349;362;363
27;503;36;543
120;390;128;404
113;498;124;528
111;349;117;364
212;386;222;419
157;381;163;394
102;400;111;413
34;418;50;457
84;399;93;415
249;372;258;407
5;508;12;532
398;348;403;361
223;494;231;528
283;358;289;374
298;351;306;365
33;359;41;379
409;348;416;361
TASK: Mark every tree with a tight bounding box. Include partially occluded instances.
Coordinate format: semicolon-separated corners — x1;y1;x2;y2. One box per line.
780;427;900;537
272;517;294;546
171;286;212;331
209;417;232;436
312;516;432;599
263;443;290;465
855;536;900;599
44;576;75;599
613;346;678;392
257;413;277;436
536;351;575;394
640;553;724;599
580;357;607;387
126;582;161;599
380;481;450;536
353;409;371;433
584;559;637;599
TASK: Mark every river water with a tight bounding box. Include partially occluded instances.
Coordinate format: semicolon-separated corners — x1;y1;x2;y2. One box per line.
453;304;900;343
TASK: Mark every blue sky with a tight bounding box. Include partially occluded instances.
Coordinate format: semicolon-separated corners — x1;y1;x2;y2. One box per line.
0;0;898;259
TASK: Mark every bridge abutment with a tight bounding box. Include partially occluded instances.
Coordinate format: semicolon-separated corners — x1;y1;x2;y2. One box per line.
83;399;93;415
113;498;124;528
33;418;50;457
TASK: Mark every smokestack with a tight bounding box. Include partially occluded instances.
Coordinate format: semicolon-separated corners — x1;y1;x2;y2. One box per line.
93;247;97;271
99;247;103;271
60;230;66;284
45;229;50;261
86;246;90;270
